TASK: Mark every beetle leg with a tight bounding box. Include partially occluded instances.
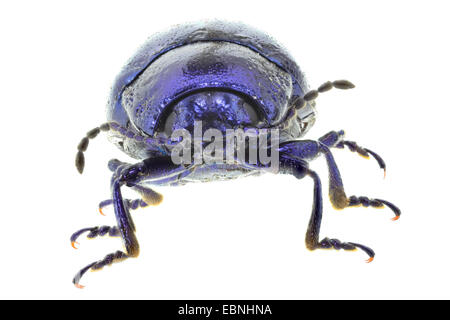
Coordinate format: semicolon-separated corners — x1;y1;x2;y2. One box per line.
72;251;129;289
132;185;164;206
347;197;401;221
339;141;386;177
98;197;155;216
319;131;386;176
306;169;374;261
278;140;321;162
72;156;185;288
318;130;345;148
319;143;401;219
73;168;140;288
280;158;375;260
98;199;114;215
108;159;164;204
96;160;163;216
279;140;400;219
98;188;162;216
70;225;121;249
107;158;130;172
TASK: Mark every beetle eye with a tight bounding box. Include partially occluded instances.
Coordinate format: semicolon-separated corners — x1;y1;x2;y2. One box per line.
242;101;260;124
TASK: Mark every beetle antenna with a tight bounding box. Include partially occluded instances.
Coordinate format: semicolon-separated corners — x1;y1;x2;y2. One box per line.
300;80;355;104
75;123;111;174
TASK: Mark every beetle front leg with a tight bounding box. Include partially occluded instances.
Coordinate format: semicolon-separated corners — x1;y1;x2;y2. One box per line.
72;172;139;288
279;140;400;219
71;225;121;249
98;188;163;216
320;144;400;219
280;157;375;261
72;157;183;288
93;159;163;216
98;198;149;215
71;198;149;246
319;130;386;175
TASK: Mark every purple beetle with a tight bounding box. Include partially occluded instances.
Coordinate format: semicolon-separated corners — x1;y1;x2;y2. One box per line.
72;21;400;288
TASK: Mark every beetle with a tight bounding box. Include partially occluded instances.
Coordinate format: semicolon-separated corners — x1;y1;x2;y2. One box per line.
71;21;400;288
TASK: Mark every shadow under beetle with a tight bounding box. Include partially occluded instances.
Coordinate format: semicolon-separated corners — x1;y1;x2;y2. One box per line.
72;21;400;288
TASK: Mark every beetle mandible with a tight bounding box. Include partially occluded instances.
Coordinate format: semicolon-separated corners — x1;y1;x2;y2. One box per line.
71;21;400;288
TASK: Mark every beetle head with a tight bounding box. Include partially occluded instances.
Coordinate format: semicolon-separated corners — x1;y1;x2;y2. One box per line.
158;90;264;137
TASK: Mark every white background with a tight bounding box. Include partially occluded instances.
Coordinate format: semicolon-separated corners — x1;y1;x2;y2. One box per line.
1;0;449;299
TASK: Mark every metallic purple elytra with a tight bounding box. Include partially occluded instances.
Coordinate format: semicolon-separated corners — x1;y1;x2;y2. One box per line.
72;21;400;288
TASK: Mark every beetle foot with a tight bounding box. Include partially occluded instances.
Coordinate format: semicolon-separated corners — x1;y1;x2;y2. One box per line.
98;198;149;216
73;251;129;288
337;141;386;176
316;238;375;261
70;225;120;249
348;196;401;220
98;199;114;216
